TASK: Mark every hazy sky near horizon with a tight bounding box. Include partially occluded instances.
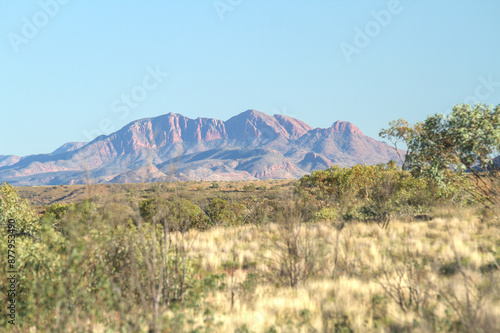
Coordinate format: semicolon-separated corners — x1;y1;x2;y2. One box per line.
1;0;500;156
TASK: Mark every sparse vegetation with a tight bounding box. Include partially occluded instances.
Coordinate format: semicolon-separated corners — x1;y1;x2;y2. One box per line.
1;104;500;331
1;177;499;332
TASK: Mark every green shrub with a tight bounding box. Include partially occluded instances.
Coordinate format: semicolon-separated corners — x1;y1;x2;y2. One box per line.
206;197;247;227
312;206;338;222
242;183;256;192
296;163;451;222
0;183;41;235
44;203;73;220
140;197;212;230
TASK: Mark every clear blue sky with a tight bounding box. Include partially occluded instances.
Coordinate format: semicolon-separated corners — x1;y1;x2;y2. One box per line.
1;0;499;156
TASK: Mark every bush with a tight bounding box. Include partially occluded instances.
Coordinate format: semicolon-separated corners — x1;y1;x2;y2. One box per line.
296;162;450;222
206;197;247;227
0;183;41;235
311;206;338;222
261;204;326;288
140;197;212;230
242;183;256;192
44;203;73;220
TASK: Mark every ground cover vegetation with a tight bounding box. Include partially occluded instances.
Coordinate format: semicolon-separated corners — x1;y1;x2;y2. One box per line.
1;104;499;332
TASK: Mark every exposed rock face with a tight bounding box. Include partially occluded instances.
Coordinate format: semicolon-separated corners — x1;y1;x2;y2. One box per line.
298;152;333;172
0;110;401;185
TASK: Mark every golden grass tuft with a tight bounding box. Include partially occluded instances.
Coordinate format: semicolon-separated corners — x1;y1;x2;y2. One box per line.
154;211;500;332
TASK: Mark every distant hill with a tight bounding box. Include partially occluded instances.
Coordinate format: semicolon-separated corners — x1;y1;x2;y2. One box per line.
0;155;21;168
0;110;401;185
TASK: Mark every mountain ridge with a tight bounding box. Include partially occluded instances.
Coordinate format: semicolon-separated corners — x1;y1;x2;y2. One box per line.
0;110;401;185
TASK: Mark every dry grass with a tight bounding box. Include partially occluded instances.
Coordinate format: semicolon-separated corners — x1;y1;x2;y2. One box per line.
163;212;500;332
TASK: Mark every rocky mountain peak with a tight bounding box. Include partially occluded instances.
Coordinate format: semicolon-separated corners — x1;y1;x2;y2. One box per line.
329;121;363;135
0;110;400;185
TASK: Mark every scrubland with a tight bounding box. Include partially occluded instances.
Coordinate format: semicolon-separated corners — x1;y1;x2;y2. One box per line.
1;164;500;332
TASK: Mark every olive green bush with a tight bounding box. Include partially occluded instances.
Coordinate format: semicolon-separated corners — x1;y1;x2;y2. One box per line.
296;162;451;222
0;183;41;235
140;197;212;230
206;197;248;227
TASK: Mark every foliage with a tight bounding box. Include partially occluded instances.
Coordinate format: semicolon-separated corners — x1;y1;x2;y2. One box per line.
0;183;40;235
242;183;256;192
206;197;247;227
0;185;207;331
406;103;500;207
44;203;74;220
379;118;417;170
296;162;447;222
140;197;212;230
311;206;338;222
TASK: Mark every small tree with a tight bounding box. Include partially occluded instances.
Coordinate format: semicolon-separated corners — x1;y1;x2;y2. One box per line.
379;118;417;170
407;104;500;207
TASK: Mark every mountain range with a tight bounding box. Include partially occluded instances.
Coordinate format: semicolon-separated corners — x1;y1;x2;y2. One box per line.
0;110;400;185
